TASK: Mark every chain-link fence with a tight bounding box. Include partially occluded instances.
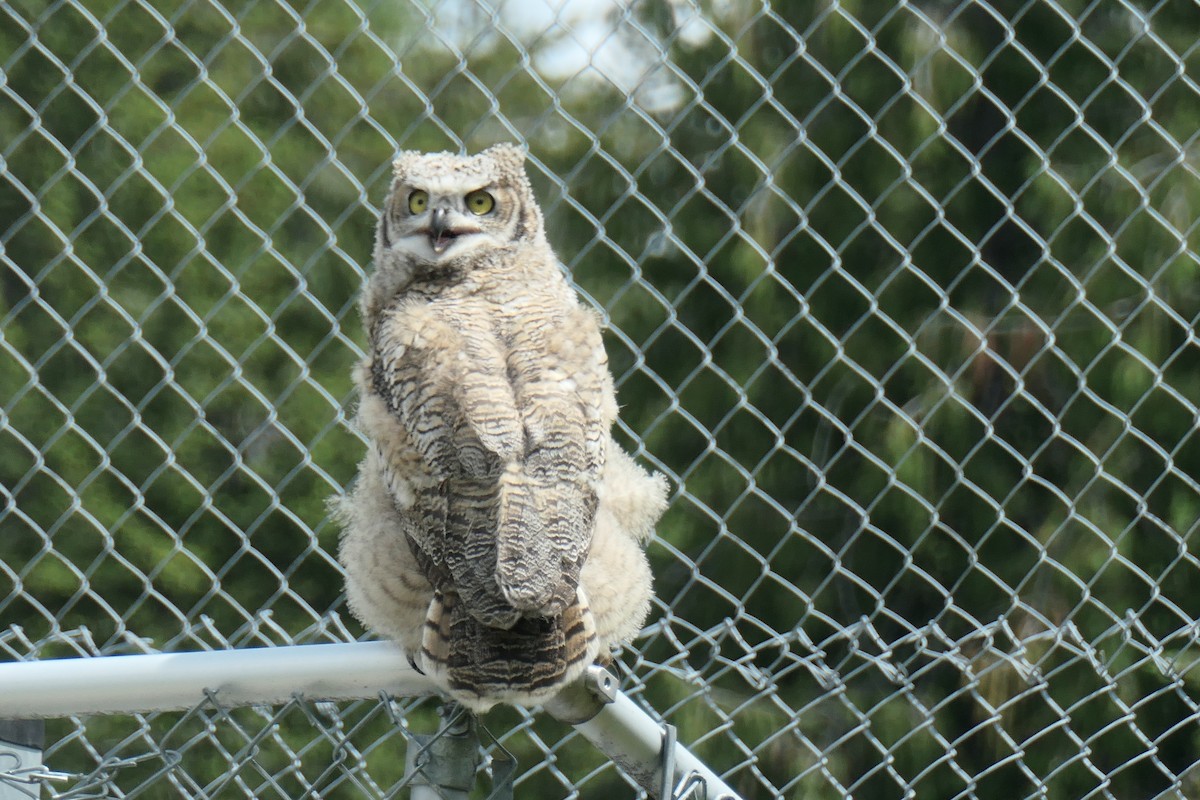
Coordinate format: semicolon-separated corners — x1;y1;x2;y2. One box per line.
3;0;1200;797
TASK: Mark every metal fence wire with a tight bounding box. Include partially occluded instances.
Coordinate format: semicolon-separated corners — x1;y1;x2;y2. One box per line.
2;0;1200;797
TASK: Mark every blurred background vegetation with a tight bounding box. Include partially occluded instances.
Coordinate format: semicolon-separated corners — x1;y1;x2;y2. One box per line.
2;0;1200;797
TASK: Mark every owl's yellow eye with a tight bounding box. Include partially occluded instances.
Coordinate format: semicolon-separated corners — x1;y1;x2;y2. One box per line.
465;190;495;215
408;190;428;214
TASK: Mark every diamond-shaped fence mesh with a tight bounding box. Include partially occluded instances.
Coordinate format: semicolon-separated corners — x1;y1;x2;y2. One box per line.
2;0;1200;797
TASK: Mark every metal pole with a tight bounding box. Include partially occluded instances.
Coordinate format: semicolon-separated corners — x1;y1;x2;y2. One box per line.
0;643;740;798
569;692;738;798
0;642;433;718
546;667;741;800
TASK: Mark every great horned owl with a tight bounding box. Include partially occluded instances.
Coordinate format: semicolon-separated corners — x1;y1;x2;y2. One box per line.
335;143;668;712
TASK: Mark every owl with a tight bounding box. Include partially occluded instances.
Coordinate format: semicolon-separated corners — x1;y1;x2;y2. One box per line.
335;143;668;712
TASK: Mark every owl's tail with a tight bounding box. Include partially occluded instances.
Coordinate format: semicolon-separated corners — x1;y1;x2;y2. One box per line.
419;586;599;712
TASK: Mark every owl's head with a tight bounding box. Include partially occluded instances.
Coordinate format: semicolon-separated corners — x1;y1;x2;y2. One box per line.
377;143;544;269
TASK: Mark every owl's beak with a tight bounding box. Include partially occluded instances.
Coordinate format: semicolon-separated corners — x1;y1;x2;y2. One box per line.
429;207;454;254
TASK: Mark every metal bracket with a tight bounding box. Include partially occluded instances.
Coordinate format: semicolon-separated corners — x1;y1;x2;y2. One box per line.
482;745;516;800
405;704;480;799
544;664;618;724
0;720;43;800
403;702;516;800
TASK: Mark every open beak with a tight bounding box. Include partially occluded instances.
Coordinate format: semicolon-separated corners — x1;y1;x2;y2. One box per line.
429;207;454;254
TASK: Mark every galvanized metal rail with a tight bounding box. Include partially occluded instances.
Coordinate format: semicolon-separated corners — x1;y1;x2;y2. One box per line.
0;643;739;799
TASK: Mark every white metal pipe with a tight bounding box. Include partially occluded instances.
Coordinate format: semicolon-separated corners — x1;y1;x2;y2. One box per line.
0;642;741;798
568;692;741;799
0;641;433;717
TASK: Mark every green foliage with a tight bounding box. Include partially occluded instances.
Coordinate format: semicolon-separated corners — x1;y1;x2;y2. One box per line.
3;0;1200;797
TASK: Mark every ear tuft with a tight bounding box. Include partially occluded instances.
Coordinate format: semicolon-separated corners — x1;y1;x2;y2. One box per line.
392;151;426;178
481;142;527;172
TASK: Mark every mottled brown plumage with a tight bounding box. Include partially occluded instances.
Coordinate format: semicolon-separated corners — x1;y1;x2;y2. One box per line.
334;144;667;711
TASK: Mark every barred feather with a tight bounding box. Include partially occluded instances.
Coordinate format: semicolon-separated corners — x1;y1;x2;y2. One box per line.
421;586;598;709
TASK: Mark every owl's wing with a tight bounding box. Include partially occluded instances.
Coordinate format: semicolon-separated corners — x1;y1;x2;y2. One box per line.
371;303;527;628
495;304;615;614
371;300;614;623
